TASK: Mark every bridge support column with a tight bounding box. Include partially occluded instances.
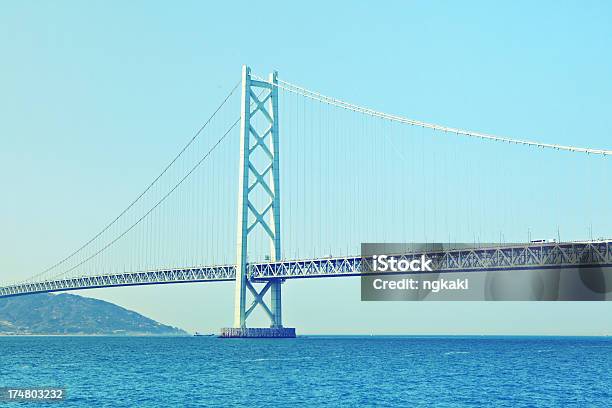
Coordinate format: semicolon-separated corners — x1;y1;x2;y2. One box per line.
270;279;282;327
222;65;294;338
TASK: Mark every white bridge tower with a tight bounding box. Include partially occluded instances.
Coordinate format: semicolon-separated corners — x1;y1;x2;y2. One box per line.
221;65;295;338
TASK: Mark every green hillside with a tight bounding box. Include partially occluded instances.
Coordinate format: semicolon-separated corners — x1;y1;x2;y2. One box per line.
0;293;186;335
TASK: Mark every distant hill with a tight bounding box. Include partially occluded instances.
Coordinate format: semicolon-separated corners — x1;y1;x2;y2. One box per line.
0;293;186;335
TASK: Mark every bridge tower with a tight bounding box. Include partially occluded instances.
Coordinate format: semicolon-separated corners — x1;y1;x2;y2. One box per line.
221;65;295;338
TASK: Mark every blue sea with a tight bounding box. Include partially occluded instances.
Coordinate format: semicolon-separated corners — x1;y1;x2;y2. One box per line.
1;336;611;407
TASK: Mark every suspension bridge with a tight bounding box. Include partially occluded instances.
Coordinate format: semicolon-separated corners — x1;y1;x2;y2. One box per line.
1;66;611;337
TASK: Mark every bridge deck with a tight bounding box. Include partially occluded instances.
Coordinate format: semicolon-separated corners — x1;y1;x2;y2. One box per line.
1;241;610;298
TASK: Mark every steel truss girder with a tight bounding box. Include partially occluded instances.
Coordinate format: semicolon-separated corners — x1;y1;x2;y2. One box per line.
1;241;610;298
0;265;236;298
249;241;612;279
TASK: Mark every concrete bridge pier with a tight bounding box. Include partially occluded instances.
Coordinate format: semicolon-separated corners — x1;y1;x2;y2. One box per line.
220;277;296;338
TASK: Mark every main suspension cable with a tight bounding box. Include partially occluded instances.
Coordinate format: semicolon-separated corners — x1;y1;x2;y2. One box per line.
32;81;241;281
47;117;241;281
252;74;611;156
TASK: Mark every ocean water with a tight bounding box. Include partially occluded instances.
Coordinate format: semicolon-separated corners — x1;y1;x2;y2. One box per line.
1;336;611;407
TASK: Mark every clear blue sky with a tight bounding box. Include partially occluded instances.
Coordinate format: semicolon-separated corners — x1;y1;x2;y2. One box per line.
1;1;611;334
